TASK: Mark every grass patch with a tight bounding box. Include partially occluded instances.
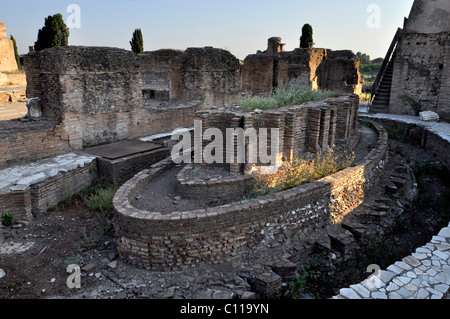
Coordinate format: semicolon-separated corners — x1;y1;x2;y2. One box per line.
243;149;355;199
81;185;115;214
1;212;13;226
239;85;342;112
80;183;116;231
359;92;372;103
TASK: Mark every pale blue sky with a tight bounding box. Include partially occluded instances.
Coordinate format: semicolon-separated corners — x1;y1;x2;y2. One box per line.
1;0;414;59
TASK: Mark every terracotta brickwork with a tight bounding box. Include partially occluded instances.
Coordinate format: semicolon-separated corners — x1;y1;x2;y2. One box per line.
0;120;71;168
0;23;18;72
195;94;359;173
389;32;450;120
242;47;361;96
113;121;388;271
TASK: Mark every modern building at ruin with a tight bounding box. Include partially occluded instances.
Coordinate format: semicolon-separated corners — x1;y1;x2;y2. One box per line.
0;23;19;72
371;0;450;120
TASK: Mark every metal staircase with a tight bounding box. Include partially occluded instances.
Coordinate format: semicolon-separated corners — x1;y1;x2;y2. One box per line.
370;28;403;114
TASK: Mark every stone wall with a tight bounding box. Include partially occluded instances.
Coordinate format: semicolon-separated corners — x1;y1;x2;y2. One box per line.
22;46;243;149
241;45;361;96
139;49;184;103
288;48;327;90
172;47;242;108
195;94;359;173
389;32;450;120
0;120;72;168
318;50;362;94
112;121;388;271
404;0;450;34
241;54;275;95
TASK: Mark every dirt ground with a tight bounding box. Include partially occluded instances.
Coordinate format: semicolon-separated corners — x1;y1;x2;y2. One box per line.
0;101;27;121
0;125;449;299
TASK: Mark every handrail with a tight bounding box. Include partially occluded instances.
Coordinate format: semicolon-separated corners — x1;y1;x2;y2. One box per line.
370;28;403;103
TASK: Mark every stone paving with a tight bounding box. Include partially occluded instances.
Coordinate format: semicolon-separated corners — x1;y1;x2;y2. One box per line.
334;223;450;299
359;105;450;143
0;152;96;195
334;108;450;299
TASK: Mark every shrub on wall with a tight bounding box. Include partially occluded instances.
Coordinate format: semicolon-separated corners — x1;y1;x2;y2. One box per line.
300;24;314;49
130;28;144;54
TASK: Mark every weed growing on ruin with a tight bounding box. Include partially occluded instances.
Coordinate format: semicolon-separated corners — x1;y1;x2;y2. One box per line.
1;212;13;226
282;149;355;191
64;254;80;267
79;226;104;248
239;85;342;111
243;149;355;199
82;186;115;214
80;183;116;231
360;118;373;127
239;95;278;111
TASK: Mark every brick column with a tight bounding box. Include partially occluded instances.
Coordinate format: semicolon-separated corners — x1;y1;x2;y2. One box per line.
306;107;321;153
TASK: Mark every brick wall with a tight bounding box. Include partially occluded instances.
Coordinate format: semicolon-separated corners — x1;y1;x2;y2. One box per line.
176;164;253;201
389;32;449;120
113;120;388;270
241;47;361;96
195;94;359;172
29;160;98;216
0;185;32;222
0;158;97;220
113;96;374;271
0;120;71;168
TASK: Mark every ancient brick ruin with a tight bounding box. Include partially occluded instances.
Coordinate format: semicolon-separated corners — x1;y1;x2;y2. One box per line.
0;23;18;72
241;39;362;96
195;94;359;174
371;0;450;120
1;2;450;300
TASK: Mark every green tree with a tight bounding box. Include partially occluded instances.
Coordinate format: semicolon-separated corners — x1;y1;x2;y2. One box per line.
10;35;20;69
356;52;371;64
34;14;69;51
300;24;314;48
130;28;144;54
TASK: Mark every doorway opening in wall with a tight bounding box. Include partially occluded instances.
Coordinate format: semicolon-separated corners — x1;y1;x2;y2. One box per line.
143;89;156;101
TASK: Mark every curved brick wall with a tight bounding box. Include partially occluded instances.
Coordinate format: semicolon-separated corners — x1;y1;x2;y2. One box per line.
113;121;388;271
176;163;253;201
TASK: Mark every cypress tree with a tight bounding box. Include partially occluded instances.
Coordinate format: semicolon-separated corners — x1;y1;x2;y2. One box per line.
10;35;20;69
130;29;144;54
300;24;314;49
34;14;69;51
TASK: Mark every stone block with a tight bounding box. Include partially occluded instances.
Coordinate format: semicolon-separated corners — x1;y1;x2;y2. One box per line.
26;97;42;118
419;111;439;122
326;224;358;255
252;272;282;298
